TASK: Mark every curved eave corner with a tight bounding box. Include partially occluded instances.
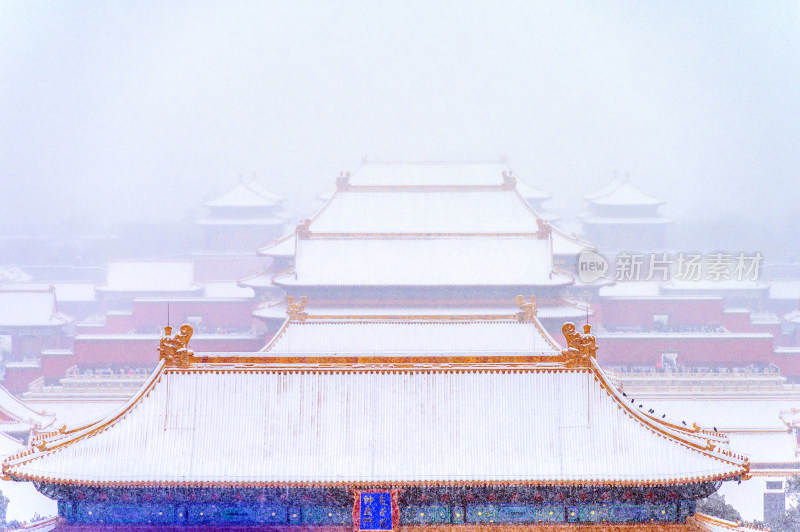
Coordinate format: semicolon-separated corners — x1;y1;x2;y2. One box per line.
3;360;168;483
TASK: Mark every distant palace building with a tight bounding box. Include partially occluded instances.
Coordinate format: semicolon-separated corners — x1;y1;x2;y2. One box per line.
254;161;598;337
582;178;672;251
1;161;755;530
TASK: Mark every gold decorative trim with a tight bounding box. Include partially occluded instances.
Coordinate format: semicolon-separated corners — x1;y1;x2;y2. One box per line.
158;324;194;367
287;296;309;322
515;295;537;322
336;171;351;190
561;322;597;368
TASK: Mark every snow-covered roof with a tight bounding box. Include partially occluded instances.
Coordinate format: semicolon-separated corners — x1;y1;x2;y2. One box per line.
584;178;624;201
0;384;55;432
631;398;798;431
2;282;98;303
195;217;286;226
0;289;72;327
4;356;747;486
583;216;672;224
312;189;542;233
662;279;770;293
551;227;595;256
514;179;551;201
255;299;592;322
203;281;255;299
277;236;569;287
769;279;800;301
727;431;798;464
348;161;510;187
263;317;561;355
97;261;200;294
258;232;295;258
599;281;662;297
0;266;32;283
689;513;769;532
204;180;284;208
586;180;664;207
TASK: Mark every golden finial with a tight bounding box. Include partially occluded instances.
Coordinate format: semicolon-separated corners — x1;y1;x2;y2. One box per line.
536;218;552;237
336;171;351;190
502;170;516;189
515;295;537;321
159;324;194;367
561;321;598;367
287;296;309;322
296;219;312;238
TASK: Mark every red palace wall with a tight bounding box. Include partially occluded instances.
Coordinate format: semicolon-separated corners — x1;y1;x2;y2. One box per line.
3;365;42;394
596;334;774;367
132;299;257;331
600;298;725;328
72;335;266;369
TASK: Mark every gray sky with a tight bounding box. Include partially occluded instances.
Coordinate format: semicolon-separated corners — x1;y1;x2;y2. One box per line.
1;1;799;233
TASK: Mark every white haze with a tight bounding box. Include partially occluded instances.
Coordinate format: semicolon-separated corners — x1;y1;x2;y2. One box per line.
1;1;799;234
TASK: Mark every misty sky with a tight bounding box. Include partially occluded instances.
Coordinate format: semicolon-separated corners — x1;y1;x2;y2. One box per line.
1;1;799;234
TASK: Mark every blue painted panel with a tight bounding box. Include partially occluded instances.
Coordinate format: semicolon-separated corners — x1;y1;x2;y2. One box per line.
401;505;450;524
360;492;392;530
302;505;352;525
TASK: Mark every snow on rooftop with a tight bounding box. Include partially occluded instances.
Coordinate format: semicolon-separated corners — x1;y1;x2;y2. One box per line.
514;179;551;201
0;383;55;430
348;161;510;187
196;216;286;226
203;281;255;299
587;180;664;207
204;180;284;208
662;279;770;292
99;260;200;293
0;266;32;283
727;431;798;464
259;232;295;258
584;178;624;201
633;398;798;431
283;236;567;287
5;362;745;485
1;282;97;303
769;279;800;300
312;189;542;233
599;281;662;298
264;319;560;355
0;290;72;327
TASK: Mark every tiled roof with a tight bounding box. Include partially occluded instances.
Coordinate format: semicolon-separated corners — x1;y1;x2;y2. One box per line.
0;289;72;327
349;161;510;187
97;260;201;293
204;181;284;208
3;358;747;487
277;236;570;287
262;317;561;355
586;181;663;207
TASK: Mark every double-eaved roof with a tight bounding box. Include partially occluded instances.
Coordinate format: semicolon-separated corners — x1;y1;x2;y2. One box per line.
261;160;595;291
3;312;748;488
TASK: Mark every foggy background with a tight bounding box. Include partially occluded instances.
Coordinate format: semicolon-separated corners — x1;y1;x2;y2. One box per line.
1;1;799;261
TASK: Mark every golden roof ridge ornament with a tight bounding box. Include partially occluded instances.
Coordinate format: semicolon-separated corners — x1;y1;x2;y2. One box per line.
501;170;516;189
287;296;308;322
536;218;552;238
561;322;597;368
336;171;351;190
515;295;537;322
159;324;194;367
296;219;312;239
